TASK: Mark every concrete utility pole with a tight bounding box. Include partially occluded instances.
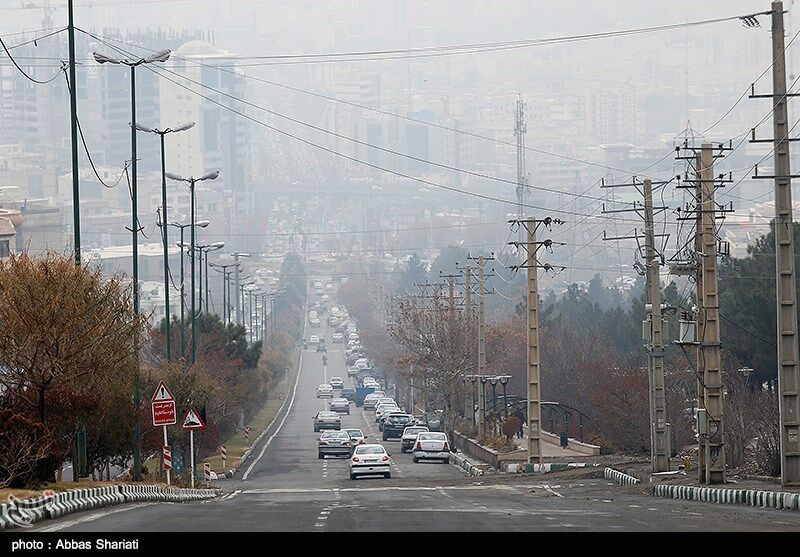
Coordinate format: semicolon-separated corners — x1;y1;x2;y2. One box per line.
515;94;528;245
509;218;565;466
475;256;491;435
457;264;474;424
643;178;669;473
231;252;250;326
694;153;707;482
771;2;800;487
699;144;725;484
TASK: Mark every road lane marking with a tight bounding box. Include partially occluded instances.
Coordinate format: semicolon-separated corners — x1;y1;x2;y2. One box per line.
543;485;564;498
241;483;561;495
36;503;157;531
242;339;305;480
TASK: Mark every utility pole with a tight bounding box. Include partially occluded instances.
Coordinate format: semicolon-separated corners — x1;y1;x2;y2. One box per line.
468;255;494;435
457;263;474;424
509;218;565;466
699;143;725;484
515;95;528;245
231;252;250;326
643;179;669;472
67;0;80;265
768;1;800;487
695;153;707;482
603;176;673;473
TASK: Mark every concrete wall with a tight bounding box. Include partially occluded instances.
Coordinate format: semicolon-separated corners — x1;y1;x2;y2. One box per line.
541;430;601;456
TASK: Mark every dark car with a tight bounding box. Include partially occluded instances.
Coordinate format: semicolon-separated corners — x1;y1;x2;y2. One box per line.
382;413;415;441
422;411;443;432
341;388;356;402
316;343;327;353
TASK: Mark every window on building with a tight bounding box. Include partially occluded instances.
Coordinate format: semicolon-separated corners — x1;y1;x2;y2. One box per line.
0;239;10;258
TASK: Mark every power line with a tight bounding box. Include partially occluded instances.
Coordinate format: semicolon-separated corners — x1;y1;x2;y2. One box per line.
0;33;63;84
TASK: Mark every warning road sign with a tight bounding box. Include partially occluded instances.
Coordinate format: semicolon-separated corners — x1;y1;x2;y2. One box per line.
182;408;206;430
151;380;176;426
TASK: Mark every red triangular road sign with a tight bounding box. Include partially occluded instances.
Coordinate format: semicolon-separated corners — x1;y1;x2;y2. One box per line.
182;408;206;430
151;380;175;403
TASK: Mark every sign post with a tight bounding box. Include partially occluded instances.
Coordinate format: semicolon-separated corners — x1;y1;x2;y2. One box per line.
163;445;172;472
182;408;206;489
221;445;227;469
244;426;251;442
151;380;177;486
204;462;211;484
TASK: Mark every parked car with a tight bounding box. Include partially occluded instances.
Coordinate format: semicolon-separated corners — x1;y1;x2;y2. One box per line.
412;432;451;463
400;426;429;453
422;410;443;432
349;444;391;479
313;411;341;432
318;430;352;459
382;413;415;441
330;397;350;415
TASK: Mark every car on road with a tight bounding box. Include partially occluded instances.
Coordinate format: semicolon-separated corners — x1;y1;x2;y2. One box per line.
421;410;443;432
316;343;327;353
363;393;382;410
413;432;451;463
375;403;400;426
309;335;320;344
400;426;429;452
318;430;352;459
313;411;341;432
341;388;356;402
347;366;359;377
310;317;321;327
382;413;415;440
344;428;365;446
317;384;334;399
332;333;344;343
330;397;350;415
349;444;392;480
329;376;344;389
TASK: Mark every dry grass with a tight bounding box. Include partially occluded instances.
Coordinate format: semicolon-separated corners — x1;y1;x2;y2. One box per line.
203;367;294;472
0;480;170;502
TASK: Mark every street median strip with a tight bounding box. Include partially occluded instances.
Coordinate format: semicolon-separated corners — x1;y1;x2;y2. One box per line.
0;485;220;530
604;467;641;486
451;452;484;477
651;483;800;511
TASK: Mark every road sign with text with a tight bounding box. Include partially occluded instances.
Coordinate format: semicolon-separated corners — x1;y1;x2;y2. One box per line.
151;380;176;426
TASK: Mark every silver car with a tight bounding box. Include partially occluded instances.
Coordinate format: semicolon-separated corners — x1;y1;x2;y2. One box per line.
313;411;341;432
330;376;344;390
412;432;451;463
318;430;352;459
330;397;350;415
344;428;365;446
349;444;391;479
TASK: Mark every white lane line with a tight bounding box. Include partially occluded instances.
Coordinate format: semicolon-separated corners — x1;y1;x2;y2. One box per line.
242;336;305;480
36;503;157;532
543;484;564;498
241;484;552;495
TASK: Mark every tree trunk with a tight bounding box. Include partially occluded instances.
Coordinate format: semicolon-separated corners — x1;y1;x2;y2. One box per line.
38;387;46;425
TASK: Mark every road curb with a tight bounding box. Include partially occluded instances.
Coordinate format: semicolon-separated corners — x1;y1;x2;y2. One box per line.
604;467;641;486
451;452;484;477
514;462;600;474
651;483;800;511
0;485;221;530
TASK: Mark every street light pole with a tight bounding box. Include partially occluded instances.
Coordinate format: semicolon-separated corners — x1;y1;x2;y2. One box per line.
166;172;220;364
136;122;195;363
67;0;80;266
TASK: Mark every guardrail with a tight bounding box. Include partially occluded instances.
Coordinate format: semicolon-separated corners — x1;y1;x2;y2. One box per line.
0;485;220;530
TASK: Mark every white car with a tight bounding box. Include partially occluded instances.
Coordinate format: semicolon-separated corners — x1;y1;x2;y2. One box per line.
330;397;350;415
363;393;382;410
347;365;358;377
309;335;320;344
355;358;369;370
329;376;344;389
348;332;360;342
333;333;344;343
310;318;321;328
313;411;341;432
400;426;429;453
344;428;366;446
317;384;334;399
412;432;451;463
375;403;399;423
349;444;392;480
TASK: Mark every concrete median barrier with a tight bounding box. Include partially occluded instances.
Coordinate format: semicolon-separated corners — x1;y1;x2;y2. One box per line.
652;483;800;511
604;467;641;486
0;484;221;530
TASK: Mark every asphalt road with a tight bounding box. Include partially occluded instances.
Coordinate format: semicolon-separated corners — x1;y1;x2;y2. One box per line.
32;320;800;532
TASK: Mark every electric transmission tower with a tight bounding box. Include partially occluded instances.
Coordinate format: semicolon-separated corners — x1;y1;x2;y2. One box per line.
515;95;529;242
